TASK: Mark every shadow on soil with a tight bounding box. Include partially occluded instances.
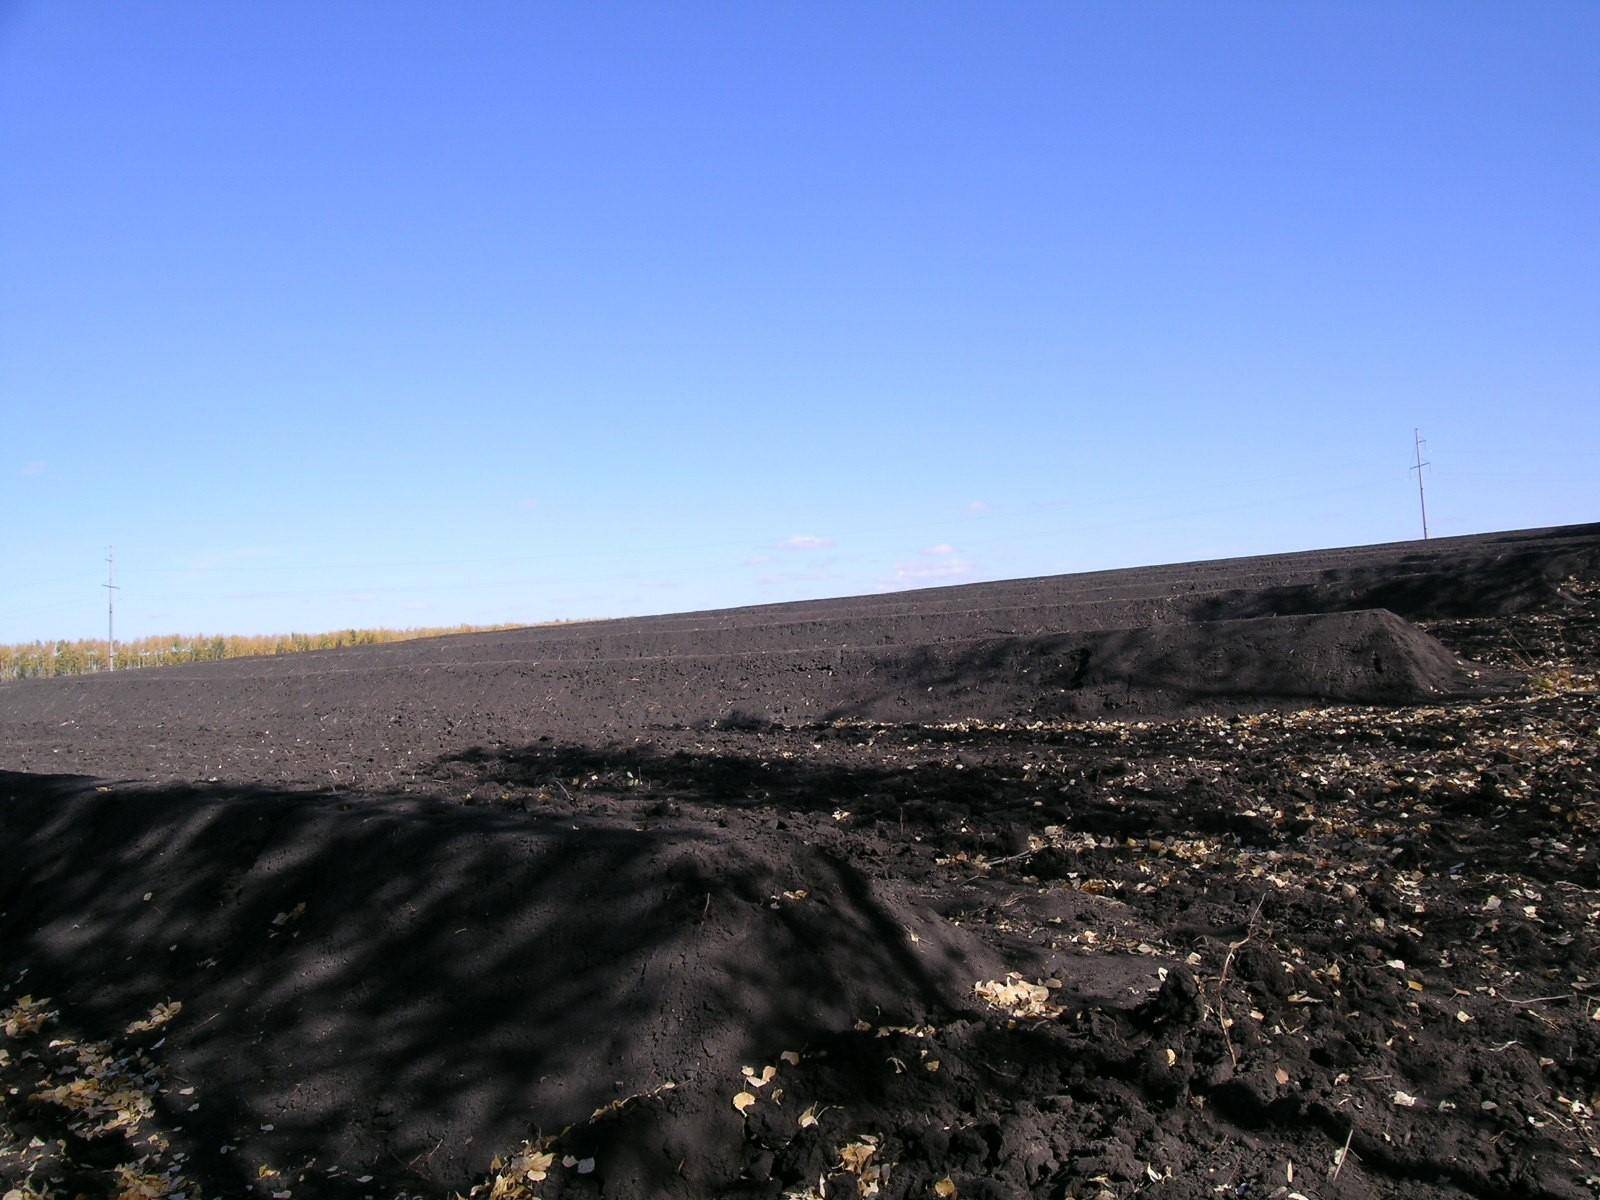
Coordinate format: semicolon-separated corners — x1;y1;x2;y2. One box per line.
0;770;990;1197
432;715;1568;887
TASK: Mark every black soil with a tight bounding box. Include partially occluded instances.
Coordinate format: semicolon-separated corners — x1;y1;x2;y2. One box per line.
2;522;1598;1200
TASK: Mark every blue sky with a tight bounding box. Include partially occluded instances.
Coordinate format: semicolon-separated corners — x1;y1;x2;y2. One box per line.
3;3;1596;642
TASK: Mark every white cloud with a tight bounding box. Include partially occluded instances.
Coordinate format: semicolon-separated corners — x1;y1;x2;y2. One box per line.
882;543;975;589
20;461;46;478
185;546;280;571
757;566;842;589
519;498;540;511
894;558;972;583
782;534;835;551
966;499;990;514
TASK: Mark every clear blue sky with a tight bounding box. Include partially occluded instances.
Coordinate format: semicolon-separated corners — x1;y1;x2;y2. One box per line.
3;3;1596;643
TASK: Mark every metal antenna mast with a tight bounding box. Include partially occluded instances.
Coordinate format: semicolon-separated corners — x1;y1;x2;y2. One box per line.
1410;429;1430;540
103;546;119;671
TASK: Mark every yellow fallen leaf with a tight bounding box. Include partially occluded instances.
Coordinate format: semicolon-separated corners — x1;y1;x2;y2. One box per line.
1;996;54;1037
113;1165;170;1200
798;1103;820;1129
933;1178;958;1198
973;975;1061;1019
127;1000;183;1035
838;1136;879;1173
733;1091;757;1114
518;1149;555;1181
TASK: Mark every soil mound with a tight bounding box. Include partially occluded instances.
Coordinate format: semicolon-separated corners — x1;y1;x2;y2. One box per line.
0;772;1006;1196
817;608;1522;724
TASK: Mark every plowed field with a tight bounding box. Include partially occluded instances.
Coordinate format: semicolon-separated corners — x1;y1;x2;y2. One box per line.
3;523;1598;1200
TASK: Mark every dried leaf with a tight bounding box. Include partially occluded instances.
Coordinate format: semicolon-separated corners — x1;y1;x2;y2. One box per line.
127;1000;183;1035
838;1136;884;1198
973;974;1061;1019
1;996;54;1037
838;1136;879;1173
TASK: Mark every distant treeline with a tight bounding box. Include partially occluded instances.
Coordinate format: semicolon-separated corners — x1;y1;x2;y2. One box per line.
0;623;542;681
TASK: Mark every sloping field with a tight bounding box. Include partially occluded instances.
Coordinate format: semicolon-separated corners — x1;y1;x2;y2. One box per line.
2;523;1599;1200
0;611;1521;758
5;523;1592;782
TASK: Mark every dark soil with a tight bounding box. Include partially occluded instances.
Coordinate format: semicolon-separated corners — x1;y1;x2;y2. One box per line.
2;523;1598;1200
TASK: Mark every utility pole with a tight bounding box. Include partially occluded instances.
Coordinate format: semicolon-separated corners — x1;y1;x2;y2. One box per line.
1410;429;1430;541
103;546;119;671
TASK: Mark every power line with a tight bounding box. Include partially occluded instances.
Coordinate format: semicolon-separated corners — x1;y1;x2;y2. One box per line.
102;546;119;670
1411;429;1430;540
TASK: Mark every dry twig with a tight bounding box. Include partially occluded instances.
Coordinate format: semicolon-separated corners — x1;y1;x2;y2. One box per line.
1329;1122;1356;1182
1215;893;1267;1069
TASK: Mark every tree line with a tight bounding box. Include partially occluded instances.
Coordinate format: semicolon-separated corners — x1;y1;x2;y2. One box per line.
0;623;537;681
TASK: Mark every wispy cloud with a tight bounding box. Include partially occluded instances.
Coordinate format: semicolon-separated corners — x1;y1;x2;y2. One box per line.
19;461;46;478
185;546;281;572
966;499;990;514
620;577;683;593
757;565;843;589
519;498;540;511
881;543;975;589
781;534;835;551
